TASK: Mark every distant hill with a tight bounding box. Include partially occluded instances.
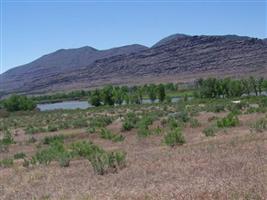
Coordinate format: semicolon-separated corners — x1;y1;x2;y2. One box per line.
1;34;267;95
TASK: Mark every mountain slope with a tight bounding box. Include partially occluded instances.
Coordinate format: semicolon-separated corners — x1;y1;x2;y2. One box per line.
0;44;148;95
1;34;267;95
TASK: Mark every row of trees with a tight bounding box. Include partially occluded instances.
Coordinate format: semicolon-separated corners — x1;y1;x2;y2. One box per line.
196;77;267;98
89;84;168;107
30;83;179;104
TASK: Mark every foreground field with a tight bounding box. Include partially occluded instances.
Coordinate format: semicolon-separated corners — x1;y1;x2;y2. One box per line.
0;99;267;199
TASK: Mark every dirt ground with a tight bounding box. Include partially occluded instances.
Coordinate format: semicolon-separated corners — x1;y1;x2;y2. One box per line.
0;112;267;200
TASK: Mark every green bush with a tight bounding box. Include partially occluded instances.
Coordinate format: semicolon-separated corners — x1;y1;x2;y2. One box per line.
122;120;134;131
177;111;190;123
47;125;58;132
250;118;267;133
0;158;14;168
203;126;217;137
71;141;103;158
87;127;96;134
23;159;30;167
14;152;26;159
43;135;64;145
189;118;201;128
217;113;239;128
90;151;126;175
164;128;185;146
71;141;126;175
0;129;15;145
3;95;36;112
72;118;88;128
90;152;111;175
206;104;225;113
137;127;150;137
33;141;65;165
89;116;113;128
58;152;71;167
99;128;124;142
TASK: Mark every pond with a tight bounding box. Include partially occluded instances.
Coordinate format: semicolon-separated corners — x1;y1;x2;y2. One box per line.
37;97;182;111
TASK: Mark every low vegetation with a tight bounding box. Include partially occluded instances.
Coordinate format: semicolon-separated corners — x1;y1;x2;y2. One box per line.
1;78;267;199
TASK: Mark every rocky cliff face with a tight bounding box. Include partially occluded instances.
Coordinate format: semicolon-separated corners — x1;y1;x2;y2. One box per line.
1;34;267;95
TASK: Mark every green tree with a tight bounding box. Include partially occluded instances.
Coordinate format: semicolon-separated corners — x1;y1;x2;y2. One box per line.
102;86;114;106
113;87;124;105
147;84;157;102
249;76;258;96
157;84;166;102
89;90;101;107
257;77;264;95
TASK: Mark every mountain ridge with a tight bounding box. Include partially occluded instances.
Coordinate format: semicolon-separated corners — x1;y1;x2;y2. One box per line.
1;34;267;95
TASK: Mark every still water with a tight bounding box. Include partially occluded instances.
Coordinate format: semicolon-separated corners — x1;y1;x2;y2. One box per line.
37;97;181;111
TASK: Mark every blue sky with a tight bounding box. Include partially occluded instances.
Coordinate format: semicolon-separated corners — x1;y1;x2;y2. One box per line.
1;0;266;73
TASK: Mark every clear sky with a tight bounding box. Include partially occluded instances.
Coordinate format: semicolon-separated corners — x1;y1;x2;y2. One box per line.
1;0;266;73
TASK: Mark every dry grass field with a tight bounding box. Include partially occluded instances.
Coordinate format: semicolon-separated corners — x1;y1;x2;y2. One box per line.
0;100;267;200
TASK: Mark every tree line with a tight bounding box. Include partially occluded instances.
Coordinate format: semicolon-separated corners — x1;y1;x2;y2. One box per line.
89;84;172;107
195;77;267;98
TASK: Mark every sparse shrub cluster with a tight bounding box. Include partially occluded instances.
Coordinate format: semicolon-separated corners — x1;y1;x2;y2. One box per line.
0;129;15;146
164;127;185;146
0;158;14;168
250;118;267;133
71;141;126;175
99;128;124;142
203;126;217;137
217;113;239;128
122;112;139;131
43;135;65;145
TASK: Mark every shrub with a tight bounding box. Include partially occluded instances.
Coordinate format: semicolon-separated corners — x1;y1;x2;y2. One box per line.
89;116;113;128
0;158;14;168
250;118;267;133
206;104;225;113
71;141;103;158
189;118;201;128
99;128;124;142
164;128;185;146
58;152;71;167
0;144;8;153
137;127;150;137
43;135;64;145
90;152;111;175
47;125;58;132
227;102;246;115
217;113;239;128
122;120;134;131
87;127;96;134
33;141;65;165
90;151;126;175
72;118;88;128
14;152;26;159
177;111;190;123
0;129;15;145
25;125;45;134
23;159;30;167
154;127;162;135
27;136;37;143
203;126;217;137
0;109;9;118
